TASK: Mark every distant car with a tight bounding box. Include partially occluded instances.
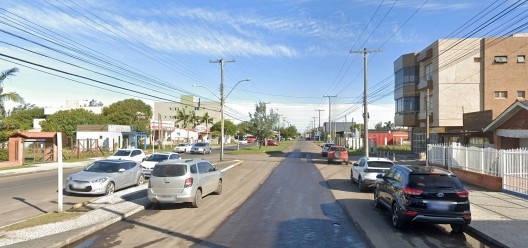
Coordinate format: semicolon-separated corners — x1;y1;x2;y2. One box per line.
321;143;334;157
107;148;146;162
327;145;349;165
66;159;145;195
174;143;193;153
246;137;256;143
191;142;212;154
238;139;248;144
374;164;471;233
351;156;394;192
262;139;279;146
140;152;181;177
147;158;222;208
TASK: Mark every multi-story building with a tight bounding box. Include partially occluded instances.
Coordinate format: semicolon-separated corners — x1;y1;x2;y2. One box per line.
153;95;222;142
395;34;528;153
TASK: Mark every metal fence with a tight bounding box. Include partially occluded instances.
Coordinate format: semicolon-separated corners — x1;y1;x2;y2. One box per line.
428;144;528;195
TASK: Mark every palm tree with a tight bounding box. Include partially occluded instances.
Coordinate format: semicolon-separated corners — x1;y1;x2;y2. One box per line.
0;68;24;118
175;108;191;142
200;112;214;141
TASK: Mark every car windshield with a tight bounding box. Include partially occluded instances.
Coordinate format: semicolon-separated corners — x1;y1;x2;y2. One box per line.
194;143;206;147
146;154;170;162
113;150;131;156
84;161;120;173
152;164;187;177
368;161;393;168
409;174;464;189
178;144;188;147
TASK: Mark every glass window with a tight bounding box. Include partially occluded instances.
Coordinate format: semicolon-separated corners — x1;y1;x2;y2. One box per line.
518;91;526;98
190;164;198;174
518;55;525;63
367;161;394;168
424;63;433;80
131;150;141;156
152;164;187;177
494;56;508;63
393;170;403;182
169;154;180;160
198;162;209;173
494;91;508;99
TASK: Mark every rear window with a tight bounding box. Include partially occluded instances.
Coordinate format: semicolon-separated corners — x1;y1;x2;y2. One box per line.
409;174;463;189
152;164;187;177
367;161;393;168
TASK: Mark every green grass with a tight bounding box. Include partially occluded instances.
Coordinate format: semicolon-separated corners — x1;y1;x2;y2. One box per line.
1;212;83;232
0;165;36;171
226;141;293;155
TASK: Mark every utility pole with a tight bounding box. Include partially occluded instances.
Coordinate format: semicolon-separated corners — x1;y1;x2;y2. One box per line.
210;58;235;161
351;48;381;158
315;109;324;141
426;88;430;166
312;116;317;140
323;95;337;143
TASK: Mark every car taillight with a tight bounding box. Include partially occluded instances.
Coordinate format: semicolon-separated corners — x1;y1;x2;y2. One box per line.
456;190;469;198
463;213;472;220
184;178;193;188
403;186;423;196
402;210;417;216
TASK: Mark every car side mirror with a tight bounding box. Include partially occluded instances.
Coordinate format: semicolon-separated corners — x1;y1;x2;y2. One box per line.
376;173;384;179
353;163;358;167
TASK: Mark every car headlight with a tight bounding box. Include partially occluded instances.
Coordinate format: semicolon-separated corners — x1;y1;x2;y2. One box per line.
91;177;109;184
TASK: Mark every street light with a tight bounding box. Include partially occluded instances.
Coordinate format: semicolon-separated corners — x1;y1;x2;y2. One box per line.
194;78;250;161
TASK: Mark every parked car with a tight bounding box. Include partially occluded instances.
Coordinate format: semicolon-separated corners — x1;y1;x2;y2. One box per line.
246;136;256;143
321;143;334;157
66;159;145;195
140;152;181;177
351;156;394;192
174;143;193;153
262;139;279;146
107;148;146;162
147;158;222;208
191;142;212;154
238;139;248;144
374;164;471;233
326;145;349;165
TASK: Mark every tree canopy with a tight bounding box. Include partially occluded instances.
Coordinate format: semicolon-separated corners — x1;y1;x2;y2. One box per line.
102;99;152;133
244;102;276;147
0;68;25;118
210;119;237;136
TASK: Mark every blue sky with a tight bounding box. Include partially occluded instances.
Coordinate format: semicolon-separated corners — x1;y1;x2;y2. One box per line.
0;0;520;131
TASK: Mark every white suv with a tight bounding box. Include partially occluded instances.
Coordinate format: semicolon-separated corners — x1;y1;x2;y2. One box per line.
350;156;394;192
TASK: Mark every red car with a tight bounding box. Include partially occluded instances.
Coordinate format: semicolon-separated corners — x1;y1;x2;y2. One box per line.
246;136;256;143
262;139;279;146
327;145;349;165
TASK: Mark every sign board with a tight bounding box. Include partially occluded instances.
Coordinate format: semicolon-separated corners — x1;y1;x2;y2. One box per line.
195;125;207;133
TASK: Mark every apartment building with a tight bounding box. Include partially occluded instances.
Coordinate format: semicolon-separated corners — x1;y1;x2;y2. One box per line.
394;34;528;153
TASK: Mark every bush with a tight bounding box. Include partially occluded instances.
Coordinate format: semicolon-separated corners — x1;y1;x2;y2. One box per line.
0;149;8;161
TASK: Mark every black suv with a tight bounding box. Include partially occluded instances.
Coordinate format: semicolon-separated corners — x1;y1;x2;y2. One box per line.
373;164;471;233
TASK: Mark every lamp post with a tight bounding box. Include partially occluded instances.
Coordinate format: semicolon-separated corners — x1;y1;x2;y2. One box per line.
194;78;250;161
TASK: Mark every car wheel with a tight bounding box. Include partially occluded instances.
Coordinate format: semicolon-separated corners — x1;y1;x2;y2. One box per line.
358;177;366;192
350;170;354;182
391;203;406;229
192;189;202;208
450;224;467;233
214;179;222;195
105;182;115;195
373;189;382;209
136;174;145;186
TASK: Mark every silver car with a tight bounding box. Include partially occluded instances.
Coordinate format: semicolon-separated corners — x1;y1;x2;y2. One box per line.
147;158;222;208
190;142;212;154
140;152;181;177
66;159;145;195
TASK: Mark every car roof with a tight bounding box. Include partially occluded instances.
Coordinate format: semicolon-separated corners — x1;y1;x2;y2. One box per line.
96;159;136;164
156;158;210;166
397;164;453;175
363;156;392;162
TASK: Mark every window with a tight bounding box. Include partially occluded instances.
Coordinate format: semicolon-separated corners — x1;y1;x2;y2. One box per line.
494;91;508;99
424;63;433;80
518;55;525;63
518;91;526;98
494;56;508;63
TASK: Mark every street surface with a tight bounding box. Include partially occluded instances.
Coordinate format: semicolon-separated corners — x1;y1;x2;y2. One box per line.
71;141;488;247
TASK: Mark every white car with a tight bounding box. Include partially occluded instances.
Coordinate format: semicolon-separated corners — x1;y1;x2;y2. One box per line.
238;139;248;144
174;143;193;153
107;149;146;163
350;156;394;192
140;152;181;177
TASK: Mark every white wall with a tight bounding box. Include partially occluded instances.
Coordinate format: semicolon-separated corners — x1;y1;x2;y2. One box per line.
76;131;123;150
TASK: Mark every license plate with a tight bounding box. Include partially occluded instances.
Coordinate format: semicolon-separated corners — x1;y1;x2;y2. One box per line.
428;201;450;211
71;182;85;189
158;195;176;201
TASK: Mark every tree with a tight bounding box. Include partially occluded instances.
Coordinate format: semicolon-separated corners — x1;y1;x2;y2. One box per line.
0;68;25;118
40;109;105;139
89;99;104;107
383;121;395;130
375;122;383;130
200;112;213;139
0;104;45;146
175;108;191;142
101;99;152;133
280;125;298;139
210;119;237;136
245;102;276;148
189;110;200;128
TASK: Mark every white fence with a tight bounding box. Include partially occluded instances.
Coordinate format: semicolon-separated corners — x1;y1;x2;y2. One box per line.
428;144;528;196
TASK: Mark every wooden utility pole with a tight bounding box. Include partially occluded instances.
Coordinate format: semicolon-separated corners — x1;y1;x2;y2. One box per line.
323;95;337;142
210;59;235;161
315;109;324;141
